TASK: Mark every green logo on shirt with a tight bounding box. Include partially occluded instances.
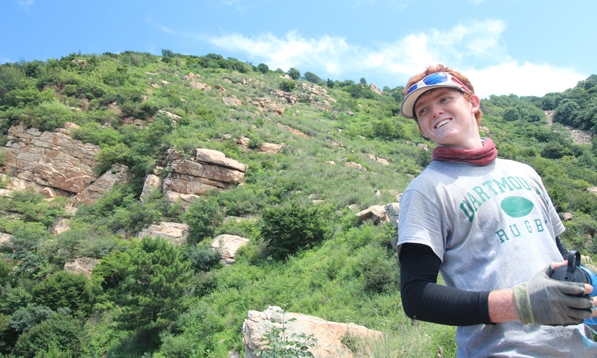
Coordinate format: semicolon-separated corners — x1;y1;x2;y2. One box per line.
500;196;534;218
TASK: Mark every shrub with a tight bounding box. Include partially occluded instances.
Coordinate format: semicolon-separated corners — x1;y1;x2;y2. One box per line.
182;197;224;245
13;313;82;358
287;68;300;80
260;204;328;260
280;80;296;92
188;246;222;272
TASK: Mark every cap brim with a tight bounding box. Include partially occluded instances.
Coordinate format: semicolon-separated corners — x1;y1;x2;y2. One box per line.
400;82;466;119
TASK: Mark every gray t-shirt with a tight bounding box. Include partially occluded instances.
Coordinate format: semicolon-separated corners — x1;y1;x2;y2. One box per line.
398;158;597;357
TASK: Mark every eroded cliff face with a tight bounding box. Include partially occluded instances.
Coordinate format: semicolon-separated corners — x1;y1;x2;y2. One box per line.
3;123;99;194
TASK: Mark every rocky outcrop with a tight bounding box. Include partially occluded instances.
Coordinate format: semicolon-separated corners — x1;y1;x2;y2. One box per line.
51;217;71;235
63;257;100;279
72;164;132;207
137;222;189;246
1;124;132;207
211;234;249;265
3;124;99;194
356;205;388;224
369;84;382;95
223;96;242;106
243;306;382;358
140;174;163;203
163;149;247;205
0;233;13;251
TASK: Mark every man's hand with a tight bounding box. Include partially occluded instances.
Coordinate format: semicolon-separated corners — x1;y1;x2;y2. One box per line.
513;264;593;325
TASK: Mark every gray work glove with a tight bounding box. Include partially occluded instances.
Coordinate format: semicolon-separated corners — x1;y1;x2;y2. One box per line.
513;264;593;325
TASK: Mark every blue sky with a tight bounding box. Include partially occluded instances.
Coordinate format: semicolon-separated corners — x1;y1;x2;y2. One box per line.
2;0;596;98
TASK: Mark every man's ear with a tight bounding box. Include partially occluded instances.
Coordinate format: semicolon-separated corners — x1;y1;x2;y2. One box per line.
470;93;481;113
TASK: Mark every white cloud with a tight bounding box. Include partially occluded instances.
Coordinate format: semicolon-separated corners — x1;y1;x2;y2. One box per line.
466;62;584;98
206;20;585;96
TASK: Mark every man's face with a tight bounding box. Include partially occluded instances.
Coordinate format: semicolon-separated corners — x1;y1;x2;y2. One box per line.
414;87;481;150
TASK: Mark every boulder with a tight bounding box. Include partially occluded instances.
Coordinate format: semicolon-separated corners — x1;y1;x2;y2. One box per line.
195;148;248;172
369;84;382;95
258;143;283;154
3;124;99;194
51;217;71;235
211;234;249;265
72;164;132;206
345;162;365;171
164;191;200;211
140;174;163;203
190;81;211;91
356;205;388;224
0;233;13;251
243;306;382;358
63;257;100;279
137;222;190;246
223;96;243;106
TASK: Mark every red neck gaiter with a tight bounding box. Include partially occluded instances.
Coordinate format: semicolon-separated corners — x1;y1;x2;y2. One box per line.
432;138;498;166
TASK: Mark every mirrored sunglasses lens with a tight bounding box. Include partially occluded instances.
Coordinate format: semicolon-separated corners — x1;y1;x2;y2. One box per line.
423;72;448;86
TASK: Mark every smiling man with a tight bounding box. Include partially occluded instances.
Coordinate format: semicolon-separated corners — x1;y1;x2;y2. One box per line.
396;65;597;357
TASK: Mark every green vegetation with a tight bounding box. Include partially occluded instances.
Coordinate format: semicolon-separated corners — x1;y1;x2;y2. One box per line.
0;50;595;356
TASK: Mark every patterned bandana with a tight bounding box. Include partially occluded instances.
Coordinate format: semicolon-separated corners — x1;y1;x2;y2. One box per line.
432;138;498;166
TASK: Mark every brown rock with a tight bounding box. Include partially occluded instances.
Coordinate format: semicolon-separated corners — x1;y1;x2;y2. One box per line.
356;205;388;224
258;143;283;154
140;174;162;203
191;81;211;91
211;234;249;265
137;222;189;246
63;257;100;279
223;96;243;106
4;124;99;193
369;84;382;95
195;148;248;172
72;164;132;206
243;306;382;358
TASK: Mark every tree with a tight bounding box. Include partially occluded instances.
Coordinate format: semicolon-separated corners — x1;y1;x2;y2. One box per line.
13;313;81;358
260;204;328;260
303;72;321;84
257;63;269;74
107;238;192;331
359;77;367;85
32;271;92;315
181;197;223;245
502;107;519;122
287;68;300;80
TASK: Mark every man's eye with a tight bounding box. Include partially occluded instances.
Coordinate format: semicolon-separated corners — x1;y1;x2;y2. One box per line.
440;97;451;103
418;108;427;116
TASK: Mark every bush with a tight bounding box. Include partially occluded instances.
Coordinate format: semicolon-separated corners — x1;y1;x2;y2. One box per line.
280;80;296;92
188;246;222;272
287;68;300;80
260;204;328;260
182;197;224;245
13;313;82;358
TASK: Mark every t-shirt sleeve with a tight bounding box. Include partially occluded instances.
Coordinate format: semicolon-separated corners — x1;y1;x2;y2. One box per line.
397;188;448;261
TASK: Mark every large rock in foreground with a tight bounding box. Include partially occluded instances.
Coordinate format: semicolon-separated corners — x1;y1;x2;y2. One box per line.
243;306;382;358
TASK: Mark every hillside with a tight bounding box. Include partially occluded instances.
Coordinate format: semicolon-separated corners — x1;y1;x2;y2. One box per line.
0;51;597;357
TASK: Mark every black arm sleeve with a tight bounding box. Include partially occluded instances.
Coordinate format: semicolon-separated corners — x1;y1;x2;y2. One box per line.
555;236;569;260
399;243;493;326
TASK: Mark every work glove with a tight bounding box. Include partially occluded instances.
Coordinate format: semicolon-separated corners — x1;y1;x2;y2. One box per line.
512;264;593;325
